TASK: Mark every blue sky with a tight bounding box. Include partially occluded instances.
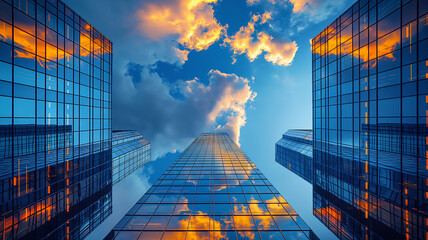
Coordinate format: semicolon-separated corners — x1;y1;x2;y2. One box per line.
62;0;355;239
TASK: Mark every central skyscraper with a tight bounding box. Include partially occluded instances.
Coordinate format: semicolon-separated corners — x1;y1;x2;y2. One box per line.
106;133;318;240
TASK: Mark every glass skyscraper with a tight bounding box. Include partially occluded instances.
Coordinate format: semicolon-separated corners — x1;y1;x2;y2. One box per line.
275;130;313;184
112;130;151;185
0;0;113;239
312;0;428;239
106;133;318;240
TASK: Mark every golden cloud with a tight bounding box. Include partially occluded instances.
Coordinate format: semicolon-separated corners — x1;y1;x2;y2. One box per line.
224;13;298;66
289;0;315;13
136;0;226;61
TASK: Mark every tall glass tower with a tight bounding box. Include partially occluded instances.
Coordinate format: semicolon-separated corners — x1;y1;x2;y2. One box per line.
106;133;318;240
275;130;313;184
0;0;113;239
312;0;428;239
112;130;151;185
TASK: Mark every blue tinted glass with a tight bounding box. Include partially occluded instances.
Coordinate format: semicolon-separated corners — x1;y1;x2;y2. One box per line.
0;42;12;63
0;80;12;96
14;66;35;86
14;97;35;117
0;61;12;82
0;95;12;117
14;83;35;99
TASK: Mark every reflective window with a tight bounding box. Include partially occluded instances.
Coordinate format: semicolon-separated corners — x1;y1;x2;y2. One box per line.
312;1;428;239
107;134;315;239
0;0;113;239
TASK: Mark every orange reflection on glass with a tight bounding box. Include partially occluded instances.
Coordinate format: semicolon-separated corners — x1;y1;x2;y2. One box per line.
188;215;211;230
341;39;352;55
253;216;276;229
319;206;341;224
79;31;109;57
266;203;287;215
0;20;12;43
162;231;186;239
378;29;400;59
211;185;227;192
46;43;57;61
14;27;35;54
233;216;255;231
314;27;401;65
328;37;337;52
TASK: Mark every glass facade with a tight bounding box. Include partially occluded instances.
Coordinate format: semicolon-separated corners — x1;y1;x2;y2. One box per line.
0;0;113;239
112;130;151;185
312;0;428;239
275;130;313;184
106;133;318;240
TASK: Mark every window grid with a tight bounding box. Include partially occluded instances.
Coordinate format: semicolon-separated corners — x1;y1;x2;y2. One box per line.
0;0;113;239
312;0;428;239
107;133;318;240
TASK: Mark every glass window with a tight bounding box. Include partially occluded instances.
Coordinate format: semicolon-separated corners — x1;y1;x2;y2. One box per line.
124;216;150;230
14;97;35;117
136;231;162;240
378;68;400;88
378;98;401;117
173;204;191;215
14;8;35;35
0;96;12;117
0;61;12;82
114;231;140;240
378;29;400;57
402;0;417;25
14;27;35;54
144;216;169;230
236;231;261;240
419;14;428;41
378;9;400;38
258;231;285;240
154;204;175;215
136;204;158;215
273;216;299;230
0;41;12;63
14;84;35;99
166;216;190;230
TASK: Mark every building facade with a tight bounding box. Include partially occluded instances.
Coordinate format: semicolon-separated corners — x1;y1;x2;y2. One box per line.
0;0;113;239
312;0;428;239
112;130;151;185
106;133;318;240
275;130;313;184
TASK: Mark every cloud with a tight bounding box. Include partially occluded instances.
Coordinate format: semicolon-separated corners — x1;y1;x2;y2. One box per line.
113;65;256;157
136;0;226;62
246;0;353;33
288;0;354;32
63;0;192;67
224;13;298;66
288;0;314;13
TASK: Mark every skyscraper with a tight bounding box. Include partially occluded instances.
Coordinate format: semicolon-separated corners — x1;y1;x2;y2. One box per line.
106;133;318;240
312;0;428;239
112;130;151;185
0;0;113;239
275;130;313;184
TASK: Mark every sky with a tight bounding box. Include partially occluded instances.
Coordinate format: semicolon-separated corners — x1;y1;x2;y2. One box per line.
61;0;355;239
